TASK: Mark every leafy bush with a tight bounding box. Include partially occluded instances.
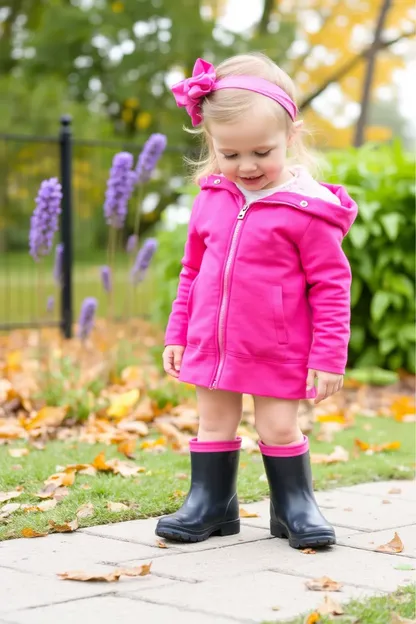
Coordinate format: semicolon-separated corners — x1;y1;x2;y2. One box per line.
152;142;415;373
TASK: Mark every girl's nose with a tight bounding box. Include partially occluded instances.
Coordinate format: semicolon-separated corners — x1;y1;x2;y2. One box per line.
239;159;257;174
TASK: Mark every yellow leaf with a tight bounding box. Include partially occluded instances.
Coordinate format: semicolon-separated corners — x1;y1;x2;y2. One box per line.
25;406;68;431
25;499;57;513
305;613;320;624
376;532;404;554
239;507;259;518
107;389;140;420
21;528;48;538
58;569;121;582
111;1;124;13
6;350;22;372
8;447;29;458
156;540;168;548
92;451;113;472
124;98;140;109
136;111;152;130
117;438;136;459
49;519;79;533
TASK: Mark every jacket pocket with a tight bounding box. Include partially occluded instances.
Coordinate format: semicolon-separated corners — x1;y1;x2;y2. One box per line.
187;276;199;318
273;285;288;344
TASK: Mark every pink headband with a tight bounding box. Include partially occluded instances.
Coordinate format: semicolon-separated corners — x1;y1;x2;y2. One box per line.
171;58;297;127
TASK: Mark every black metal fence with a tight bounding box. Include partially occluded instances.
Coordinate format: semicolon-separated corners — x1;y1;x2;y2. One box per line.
0;116;185;336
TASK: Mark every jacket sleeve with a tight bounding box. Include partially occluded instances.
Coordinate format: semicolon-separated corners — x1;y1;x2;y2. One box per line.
298;217;352;375
164;195;206;346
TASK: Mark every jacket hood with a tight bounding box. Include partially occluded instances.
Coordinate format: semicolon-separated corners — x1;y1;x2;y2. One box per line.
200;174;358;237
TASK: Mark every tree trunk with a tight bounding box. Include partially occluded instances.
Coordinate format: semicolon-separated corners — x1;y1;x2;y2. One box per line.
258;0;275;36
353;0;392;147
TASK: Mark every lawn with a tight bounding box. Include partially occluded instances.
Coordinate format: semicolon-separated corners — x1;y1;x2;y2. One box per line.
0;251;155;325
0;414;414;541
266;585;416;624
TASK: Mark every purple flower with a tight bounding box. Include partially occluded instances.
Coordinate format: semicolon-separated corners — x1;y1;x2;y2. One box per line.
77;297;98;341
104;152;135;229
46;296;54;313
100;265;112;293
126;234;138;254
135;134;167;184
29;178;62;260
53;243;64;286
131;238;158;284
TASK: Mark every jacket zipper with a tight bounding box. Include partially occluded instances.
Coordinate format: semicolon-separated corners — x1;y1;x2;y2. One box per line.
210;202;250;389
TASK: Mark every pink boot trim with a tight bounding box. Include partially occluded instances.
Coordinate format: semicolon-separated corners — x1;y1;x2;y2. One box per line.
190;437;242;453
259;435;309;458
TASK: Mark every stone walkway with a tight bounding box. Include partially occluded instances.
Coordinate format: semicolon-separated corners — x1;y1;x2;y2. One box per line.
0;480;415;623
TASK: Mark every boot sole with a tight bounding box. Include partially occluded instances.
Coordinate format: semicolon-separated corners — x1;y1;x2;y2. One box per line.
156;519;240;543
271;521;336;549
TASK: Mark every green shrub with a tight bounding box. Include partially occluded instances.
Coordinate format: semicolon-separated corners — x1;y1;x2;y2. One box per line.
152;142;415;373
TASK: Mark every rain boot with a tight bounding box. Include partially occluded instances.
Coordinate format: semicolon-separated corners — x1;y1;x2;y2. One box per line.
260;435;336;549
155;437;241;542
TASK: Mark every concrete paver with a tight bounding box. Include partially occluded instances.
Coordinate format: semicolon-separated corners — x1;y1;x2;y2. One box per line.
0;479;413;623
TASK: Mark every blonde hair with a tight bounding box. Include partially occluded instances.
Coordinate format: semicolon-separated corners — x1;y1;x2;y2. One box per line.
185;52;319;183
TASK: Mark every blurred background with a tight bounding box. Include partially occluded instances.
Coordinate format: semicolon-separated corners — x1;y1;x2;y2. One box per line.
0;0;415;375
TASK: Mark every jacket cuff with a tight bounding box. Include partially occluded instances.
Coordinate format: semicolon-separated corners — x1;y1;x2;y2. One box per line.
307;358;346;375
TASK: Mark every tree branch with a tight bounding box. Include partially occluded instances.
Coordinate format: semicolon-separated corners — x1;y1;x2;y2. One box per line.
299;29;415;112
257;0;275;36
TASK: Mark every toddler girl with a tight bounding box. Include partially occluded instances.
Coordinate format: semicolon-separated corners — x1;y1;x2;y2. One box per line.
156;53;358;549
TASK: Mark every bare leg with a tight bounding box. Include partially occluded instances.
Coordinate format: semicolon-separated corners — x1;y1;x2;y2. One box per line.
253;396;302;446
196;386;243;441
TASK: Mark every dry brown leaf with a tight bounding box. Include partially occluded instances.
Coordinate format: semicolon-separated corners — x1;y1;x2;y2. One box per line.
25;406;68;431
107;502;129;512
382;499;392;504
117;438;136;459
49;518;79;533
305;576;343;592
92;451;113;472
45;470;75;488
58;570;121;583
109;459;146;478
388;487;402;494
154;420;188;449
355;439;401;453
317;594;344;616
116;562;152;577
310;446;349;465
175;472;189;480
117;420;149;437
53;487;70;501
376;532;404;554
156;540;168;548
391;614;416;624
239;507;259;518
21;527;48;538
301;548;317;555
8;447;29;458
0;490;22;503
25;499;57;513
0;502;22;518
77;466;97;477
80;484;91;490
63;463;93;474
36;482;60;499
76;503;95;519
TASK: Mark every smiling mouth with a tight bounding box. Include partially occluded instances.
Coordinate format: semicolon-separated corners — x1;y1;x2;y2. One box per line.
241;175;263;180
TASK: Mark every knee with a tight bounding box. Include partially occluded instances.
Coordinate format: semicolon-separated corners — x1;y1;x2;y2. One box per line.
255;420;301;446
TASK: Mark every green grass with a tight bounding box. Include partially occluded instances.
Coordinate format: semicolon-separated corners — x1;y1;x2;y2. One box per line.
0;251;155;324
271;585;416;624
0;415;414;541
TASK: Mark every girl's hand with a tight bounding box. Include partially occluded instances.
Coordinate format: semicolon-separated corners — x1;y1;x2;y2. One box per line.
306;369;343;404
163;345;185;378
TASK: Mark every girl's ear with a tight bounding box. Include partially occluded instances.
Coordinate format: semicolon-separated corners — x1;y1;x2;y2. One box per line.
288;120;304;146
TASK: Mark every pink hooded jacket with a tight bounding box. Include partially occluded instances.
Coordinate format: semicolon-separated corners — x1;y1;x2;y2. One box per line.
165;174;358;400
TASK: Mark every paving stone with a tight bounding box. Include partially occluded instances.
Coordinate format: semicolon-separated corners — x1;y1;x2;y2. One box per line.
338;525;416;559
123;570;382;623
82;518;272;552
124;535;416;591
338;480;416;502
312;490;416;531
4;595;235;624
239;499;361;538
0;533;164;576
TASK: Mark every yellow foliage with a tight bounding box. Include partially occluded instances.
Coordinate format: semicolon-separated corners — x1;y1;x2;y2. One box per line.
111;1;124;13
136;111;152;130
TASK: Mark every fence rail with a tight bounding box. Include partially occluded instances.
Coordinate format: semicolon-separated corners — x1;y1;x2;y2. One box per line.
0;116;185;336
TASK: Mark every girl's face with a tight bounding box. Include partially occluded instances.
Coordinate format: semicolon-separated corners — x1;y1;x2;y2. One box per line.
210;112;293;192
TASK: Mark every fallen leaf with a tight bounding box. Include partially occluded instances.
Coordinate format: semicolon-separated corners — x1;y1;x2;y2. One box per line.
80;484;91;490
107;502;129;512
45;470;75;488
376;532;404;554
310;446;349;465
58;570;121;583
25;499;57;513
172;490;186;498
271;606;280;611
156;540;168;548
382;499;392;504
76;503;95;519
305;576;343;592
109;459;146;478
21;527;48;538
391;615;416;624
92;451;113;472
53;487;70;501
305;613;320;624
36;483;60;499
239;507;259;518
116;562;152;577
388;487;402;494
25;406;68;430
8;447;29;458
301;548;317;555
11;464;23;471
175;472;189;480
355;439;401;453
117;420;149;436
117;438;136;459
107;389;140;420
0;490;22;503
390;396;416;422
49;519;79;533
317;594;344;616
0;502;21;518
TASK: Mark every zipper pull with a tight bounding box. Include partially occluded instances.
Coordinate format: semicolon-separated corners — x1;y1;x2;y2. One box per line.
237;203;250;220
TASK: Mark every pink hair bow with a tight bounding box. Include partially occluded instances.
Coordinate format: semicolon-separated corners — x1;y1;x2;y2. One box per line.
171;58;216;127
